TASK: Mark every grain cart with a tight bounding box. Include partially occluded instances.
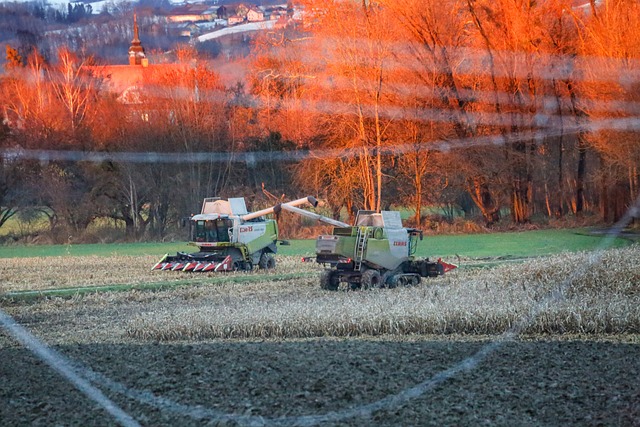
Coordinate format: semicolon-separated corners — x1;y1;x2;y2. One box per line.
280;204;457;290
152;196;317;272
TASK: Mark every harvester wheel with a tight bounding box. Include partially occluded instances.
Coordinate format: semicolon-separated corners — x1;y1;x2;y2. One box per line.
259;253;276;269
361;269;381;290
320;270;340;291
385;273;400;289
381;271;397;288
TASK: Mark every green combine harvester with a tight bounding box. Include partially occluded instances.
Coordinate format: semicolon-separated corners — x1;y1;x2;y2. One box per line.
152;196;317;272
283;205;457;290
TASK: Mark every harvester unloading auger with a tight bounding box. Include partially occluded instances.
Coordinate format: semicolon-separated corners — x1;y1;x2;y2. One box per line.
152;196;318;272
280;204;458;290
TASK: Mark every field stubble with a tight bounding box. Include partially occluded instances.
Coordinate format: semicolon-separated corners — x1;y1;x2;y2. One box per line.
1;246;639;341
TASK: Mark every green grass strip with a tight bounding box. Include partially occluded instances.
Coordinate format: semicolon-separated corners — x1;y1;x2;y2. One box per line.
0;229;633;259
2;272;312;302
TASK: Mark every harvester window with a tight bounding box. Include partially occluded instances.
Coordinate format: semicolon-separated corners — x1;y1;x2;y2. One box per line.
216;219;232;242
193;220;207;242
356;213;383;227
356;215;373;226
409;233;419;255
205;221;218;242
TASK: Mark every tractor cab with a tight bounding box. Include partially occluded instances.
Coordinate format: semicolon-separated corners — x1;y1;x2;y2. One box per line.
191;217;233;243
189;197;247;245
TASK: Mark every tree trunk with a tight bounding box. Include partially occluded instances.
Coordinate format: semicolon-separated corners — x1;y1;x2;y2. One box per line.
509;137;533;223
599;155;611;222
557;135;564;217
544;182;552;217
467;178;500;226
414;175;422;226
576;134;587;216
511;179;531;223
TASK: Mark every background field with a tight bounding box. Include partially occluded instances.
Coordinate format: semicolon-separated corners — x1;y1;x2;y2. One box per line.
1;231;639;426
0;228;630;259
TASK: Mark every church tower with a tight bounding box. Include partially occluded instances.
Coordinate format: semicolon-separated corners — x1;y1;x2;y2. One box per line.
128;13;147;66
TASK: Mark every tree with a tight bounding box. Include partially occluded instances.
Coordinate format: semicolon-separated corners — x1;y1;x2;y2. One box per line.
465;0;562;223
296;0;397;212
249;28;318;147
0;118;23;230
39;162;98;236
5;45;23;69
573;0;640;221
141;47;231;218
2;49;58;147
380;0;505;224
48;47;97;142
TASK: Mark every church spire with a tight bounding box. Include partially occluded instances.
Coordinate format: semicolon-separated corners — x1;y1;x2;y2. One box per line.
128;12;146;66
133;13;140;43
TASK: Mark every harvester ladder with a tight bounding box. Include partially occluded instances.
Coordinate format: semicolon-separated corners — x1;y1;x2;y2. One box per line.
354;226;369;271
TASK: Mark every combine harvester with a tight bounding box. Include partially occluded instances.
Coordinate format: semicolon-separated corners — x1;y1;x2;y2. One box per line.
153;195;456;289
152;196;317;272
281;204;458;290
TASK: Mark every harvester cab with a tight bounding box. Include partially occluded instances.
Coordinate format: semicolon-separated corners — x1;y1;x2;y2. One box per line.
280;203;457;290
152;196;317;272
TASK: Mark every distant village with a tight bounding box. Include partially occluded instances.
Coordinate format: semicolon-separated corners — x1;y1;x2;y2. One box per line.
75;2;297;102
162;2;294;39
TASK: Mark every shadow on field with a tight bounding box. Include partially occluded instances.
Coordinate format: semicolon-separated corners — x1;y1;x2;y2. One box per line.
1;337;639;427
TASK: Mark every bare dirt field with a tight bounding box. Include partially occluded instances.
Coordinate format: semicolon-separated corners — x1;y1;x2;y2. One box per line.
1;249;639;426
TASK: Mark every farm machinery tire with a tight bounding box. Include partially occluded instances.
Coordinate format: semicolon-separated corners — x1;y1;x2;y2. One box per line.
381;270;400;288
381;270;421;288
258;253;276;270
361;269;381;290
383;272;398;288
232;260;253;271
320;270;340;291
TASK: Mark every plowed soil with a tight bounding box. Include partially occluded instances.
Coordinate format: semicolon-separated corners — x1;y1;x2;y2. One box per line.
2;332;640;426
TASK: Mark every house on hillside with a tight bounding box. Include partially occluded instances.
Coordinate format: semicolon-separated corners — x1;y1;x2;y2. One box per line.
174;22;201;38
171;20;224;38
265;6;287;21
166;4;217;23
246;6;264;22
215;3;278;22
228;15;244;25
234;3;250;18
